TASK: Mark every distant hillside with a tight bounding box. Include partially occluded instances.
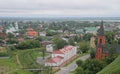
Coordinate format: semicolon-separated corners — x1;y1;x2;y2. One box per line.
97;55;120;74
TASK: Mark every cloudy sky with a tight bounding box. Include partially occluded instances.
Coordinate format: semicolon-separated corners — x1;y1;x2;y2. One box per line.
0;0;120;17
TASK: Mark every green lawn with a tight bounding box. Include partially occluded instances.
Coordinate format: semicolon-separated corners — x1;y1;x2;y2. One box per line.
97;55;120;74
0;56;32;74
17;48;49;68
0;48;49;74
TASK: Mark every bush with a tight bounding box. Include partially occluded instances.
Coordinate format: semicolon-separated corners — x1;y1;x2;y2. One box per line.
75;59;107;74
7;38;18;44
0;52;9;57
78;41;89;53
16;40;40;50
90;48;96;58
74;67;84;74
76;60;83;67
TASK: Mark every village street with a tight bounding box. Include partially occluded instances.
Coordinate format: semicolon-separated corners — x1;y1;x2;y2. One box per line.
56;54;90;74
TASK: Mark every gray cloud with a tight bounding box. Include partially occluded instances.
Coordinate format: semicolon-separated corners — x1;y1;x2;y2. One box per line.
0;0;120;17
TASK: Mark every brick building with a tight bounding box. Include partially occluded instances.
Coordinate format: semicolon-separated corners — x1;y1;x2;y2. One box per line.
96;21;108;60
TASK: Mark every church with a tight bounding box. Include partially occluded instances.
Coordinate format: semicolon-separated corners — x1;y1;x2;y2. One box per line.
96;21;108;60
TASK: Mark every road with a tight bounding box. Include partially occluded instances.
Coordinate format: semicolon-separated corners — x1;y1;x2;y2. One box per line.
56;54;90;74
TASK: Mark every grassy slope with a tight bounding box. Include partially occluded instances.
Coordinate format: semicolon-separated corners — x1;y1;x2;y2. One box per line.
0;56;32;74
97;55;120;74
0;48;48;74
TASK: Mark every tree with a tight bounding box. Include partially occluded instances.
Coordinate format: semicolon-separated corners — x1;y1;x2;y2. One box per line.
82;59;106;74
78;41;89;53
53;36;68;49
16;40;40;49
105;32;115;44
74;35;81;42
46;30;57;36
74;67;84;74
7;33;15;39
7;38;18;44
118;38;120;44
90;48;96;58
76;60;83;67
36;36;43;41
68;38;75;46
83;33;93;41
102;54;117;65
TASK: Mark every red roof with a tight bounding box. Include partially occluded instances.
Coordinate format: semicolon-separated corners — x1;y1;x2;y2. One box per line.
41;41;51;46
46;56;64;63
52;50;64;54
60;45;74;53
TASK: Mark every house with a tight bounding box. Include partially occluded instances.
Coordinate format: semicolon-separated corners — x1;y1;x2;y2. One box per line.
46;44;53;52
76;29;84;34
39;32;46;36
0;26;6;38
26;28;38;38
57;30;63;33
41;41;52;46
85;27;98;35
115;32;120;40
6;22;19;34
38;24;43;31
90;36;96;48
45;45;77;66
0;32;6;38
18;35;24;42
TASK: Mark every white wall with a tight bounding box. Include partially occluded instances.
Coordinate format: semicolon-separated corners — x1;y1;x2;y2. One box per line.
46;44;53;52
45;46;77;66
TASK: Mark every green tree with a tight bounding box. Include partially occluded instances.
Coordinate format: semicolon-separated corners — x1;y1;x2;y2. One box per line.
82;59;106;74
105;32;115;44
90;48;96;58
68;38;75;45
74;35;81;42
118;38;120;44
46;30;57;36
76;60;83;67
83;33;93;41
7;33;15;39
102;54;117;65
16;40;40;49
78;41;89;53
36;36;44;41
53;36;68;49
74;67;84;74
7;38;18;44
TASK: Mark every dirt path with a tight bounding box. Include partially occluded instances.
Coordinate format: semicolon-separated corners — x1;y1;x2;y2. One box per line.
15;54;22;68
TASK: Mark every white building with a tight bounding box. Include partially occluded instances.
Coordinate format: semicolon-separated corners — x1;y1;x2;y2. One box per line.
39;32;46;36
46;44;53;52
6;22;19;34
45;45;77;66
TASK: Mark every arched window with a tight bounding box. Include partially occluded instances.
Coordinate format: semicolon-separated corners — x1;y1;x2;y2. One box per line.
100;39;102;44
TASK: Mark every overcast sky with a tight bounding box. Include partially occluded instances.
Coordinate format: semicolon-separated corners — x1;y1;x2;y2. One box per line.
0;0;120;17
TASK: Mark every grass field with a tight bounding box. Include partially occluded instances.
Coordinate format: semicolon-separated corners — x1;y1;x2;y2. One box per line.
0;48;49;74
97;55;120;74
0;55;32;74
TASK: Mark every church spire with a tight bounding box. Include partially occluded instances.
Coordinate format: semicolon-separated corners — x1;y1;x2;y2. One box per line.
98;21;104;35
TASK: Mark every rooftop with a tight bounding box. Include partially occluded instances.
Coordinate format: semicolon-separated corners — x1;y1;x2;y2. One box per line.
46;56;64;63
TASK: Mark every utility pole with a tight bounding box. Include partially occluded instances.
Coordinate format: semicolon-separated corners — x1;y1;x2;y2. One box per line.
42;48;45;60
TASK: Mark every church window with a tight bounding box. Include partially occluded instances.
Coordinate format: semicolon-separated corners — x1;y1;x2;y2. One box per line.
100;39;102;44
